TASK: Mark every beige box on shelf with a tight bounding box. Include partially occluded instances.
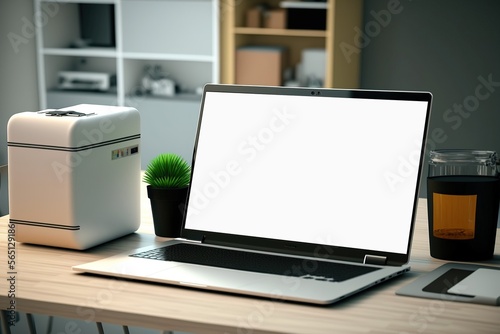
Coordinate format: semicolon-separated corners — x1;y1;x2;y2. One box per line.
264;9;287;29
246;7;262;27
235;46;287;86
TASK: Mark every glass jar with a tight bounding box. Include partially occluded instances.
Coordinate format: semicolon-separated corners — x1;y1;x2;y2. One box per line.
427;149;500;260
428;149;498;177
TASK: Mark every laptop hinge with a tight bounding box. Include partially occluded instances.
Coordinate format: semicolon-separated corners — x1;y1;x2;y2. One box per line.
363;255;387;265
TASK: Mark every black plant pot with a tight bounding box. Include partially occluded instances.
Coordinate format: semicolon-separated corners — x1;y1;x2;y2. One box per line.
147;185;188;238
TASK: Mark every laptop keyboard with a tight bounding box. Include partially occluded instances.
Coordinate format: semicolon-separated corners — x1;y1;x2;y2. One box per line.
130;243;380;282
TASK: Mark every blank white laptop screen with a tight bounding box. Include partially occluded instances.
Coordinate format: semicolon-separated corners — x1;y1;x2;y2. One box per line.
184;90;429;255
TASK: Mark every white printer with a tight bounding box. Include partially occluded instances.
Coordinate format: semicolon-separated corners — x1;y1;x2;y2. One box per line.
8;104;141;250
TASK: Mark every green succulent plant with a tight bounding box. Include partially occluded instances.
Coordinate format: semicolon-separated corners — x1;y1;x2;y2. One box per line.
143;153;191;188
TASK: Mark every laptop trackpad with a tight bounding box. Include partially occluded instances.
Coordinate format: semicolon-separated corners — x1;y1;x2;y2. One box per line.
74;256;182;277
147;264;267;289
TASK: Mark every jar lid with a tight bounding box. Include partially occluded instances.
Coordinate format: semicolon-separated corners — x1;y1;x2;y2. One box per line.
429;149;498;166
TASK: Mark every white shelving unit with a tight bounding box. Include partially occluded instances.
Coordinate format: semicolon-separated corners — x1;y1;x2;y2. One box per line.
34;0;219;167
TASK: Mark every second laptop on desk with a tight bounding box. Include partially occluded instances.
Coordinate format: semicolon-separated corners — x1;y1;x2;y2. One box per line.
74;84;432;305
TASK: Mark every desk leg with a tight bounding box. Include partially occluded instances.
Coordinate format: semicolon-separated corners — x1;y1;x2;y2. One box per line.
26;313;37;334
1;310;12;334
96;322;105;334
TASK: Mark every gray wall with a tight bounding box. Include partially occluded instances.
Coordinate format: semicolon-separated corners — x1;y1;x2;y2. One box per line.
0;0;39;163
359;0;500;197
0;0;39;215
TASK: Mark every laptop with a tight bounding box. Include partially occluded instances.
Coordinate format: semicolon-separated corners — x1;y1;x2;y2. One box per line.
74;84;432;305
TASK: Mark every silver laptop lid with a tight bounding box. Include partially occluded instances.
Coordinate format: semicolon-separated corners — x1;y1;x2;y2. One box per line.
182;84;432;266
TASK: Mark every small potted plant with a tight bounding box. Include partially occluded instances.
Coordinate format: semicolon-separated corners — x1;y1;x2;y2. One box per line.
143;153;191;237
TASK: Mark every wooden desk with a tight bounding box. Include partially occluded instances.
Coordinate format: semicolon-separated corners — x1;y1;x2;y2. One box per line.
1;188;499;333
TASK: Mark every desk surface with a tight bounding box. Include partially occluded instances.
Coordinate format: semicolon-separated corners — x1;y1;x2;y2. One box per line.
1;183;499;334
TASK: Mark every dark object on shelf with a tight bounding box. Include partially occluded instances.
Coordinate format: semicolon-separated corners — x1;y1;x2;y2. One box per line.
79;4;115;47
286;8;326;30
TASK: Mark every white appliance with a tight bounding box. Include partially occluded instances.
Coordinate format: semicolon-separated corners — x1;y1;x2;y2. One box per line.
58;71;116;91
8;104;141;250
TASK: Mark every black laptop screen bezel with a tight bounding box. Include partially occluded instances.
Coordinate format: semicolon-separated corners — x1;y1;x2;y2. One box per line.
181;84;432;267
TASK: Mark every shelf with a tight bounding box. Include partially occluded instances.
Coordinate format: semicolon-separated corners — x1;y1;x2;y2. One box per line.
123;52;215;62
280;1;328;9
49;88;117;95
122;58;212;99
221;0;363;88
234;27;327;38
36;0;219;109
40;0;116;3
121;0;214;56
36;0;218;169
127;93;202;103
43;47;118;58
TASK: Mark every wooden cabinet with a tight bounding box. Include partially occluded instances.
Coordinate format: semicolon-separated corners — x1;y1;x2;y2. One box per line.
220;0;362;88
